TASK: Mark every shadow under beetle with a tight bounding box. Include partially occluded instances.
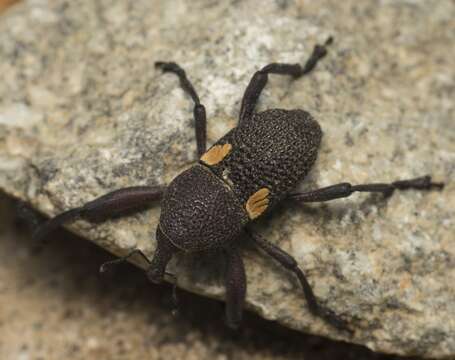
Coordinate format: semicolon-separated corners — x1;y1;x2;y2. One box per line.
34;37;444;332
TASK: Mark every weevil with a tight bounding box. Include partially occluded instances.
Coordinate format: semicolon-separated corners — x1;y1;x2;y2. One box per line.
34;37;444;332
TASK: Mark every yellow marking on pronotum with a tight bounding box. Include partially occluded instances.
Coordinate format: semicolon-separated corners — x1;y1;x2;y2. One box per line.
200;143;232;165
246;188;270;219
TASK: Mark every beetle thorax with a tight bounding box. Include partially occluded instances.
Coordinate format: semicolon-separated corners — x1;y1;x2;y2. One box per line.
159;165;248;252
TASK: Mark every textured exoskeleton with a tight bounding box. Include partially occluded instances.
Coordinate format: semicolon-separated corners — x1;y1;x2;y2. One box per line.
34;38;444;331
161;109;321;252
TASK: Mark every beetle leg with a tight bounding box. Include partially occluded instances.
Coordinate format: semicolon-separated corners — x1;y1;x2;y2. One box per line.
155;61;207;157
288;175;444;202
33;185;165;243
246;229;353;334
239;37;333;124
224;246;247;329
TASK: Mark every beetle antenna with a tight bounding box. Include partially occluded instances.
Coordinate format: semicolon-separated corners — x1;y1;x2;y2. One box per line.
99;249;180;313
32;207;83;243
99;248;151;273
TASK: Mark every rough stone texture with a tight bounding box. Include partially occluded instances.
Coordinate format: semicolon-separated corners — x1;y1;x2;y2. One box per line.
0;0;454;358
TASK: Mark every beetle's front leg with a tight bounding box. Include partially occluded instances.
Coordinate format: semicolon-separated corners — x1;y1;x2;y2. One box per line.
33;185;165;243
224;246;247;329
155;62;207;157
246;229;353;334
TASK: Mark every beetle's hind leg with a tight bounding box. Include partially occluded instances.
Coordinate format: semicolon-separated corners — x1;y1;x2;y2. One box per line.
246;229;353;334
155;62;207;157
33;185;165;243
239;37;333;124
288;175;444;203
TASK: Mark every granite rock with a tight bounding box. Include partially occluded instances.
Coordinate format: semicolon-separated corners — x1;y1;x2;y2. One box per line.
0;0;454;357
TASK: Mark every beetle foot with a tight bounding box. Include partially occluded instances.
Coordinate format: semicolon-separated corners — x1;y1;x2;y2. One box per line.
392;175;445;191
316;306;354;335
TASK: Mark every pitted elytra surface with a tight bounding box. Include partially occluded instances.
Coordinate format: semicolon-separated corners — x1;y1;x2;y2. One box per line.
160;165;248;252
207;109;321;211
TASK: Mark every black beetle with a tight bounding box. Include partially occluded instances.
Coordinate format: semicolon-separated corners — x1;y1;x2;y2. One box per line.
34;37;444;332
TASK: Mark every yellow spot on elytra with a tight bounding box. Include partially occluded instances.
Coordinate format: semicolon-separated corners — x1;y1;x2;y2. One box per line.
246;188;270;219
200;143;232;165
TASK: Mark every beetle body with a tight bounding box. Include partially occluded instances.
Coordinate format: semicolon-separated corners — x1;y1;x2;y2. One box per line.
160;109;322;252
35;38;443;331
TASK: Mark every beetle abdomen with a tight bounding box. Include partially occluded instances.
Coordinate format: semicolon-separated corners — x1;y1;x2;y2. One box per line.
201;109;322;218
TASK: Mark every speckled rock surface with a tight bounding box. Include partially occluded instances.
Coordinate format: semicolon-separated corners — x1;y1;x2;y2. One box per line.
0;0;454;358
